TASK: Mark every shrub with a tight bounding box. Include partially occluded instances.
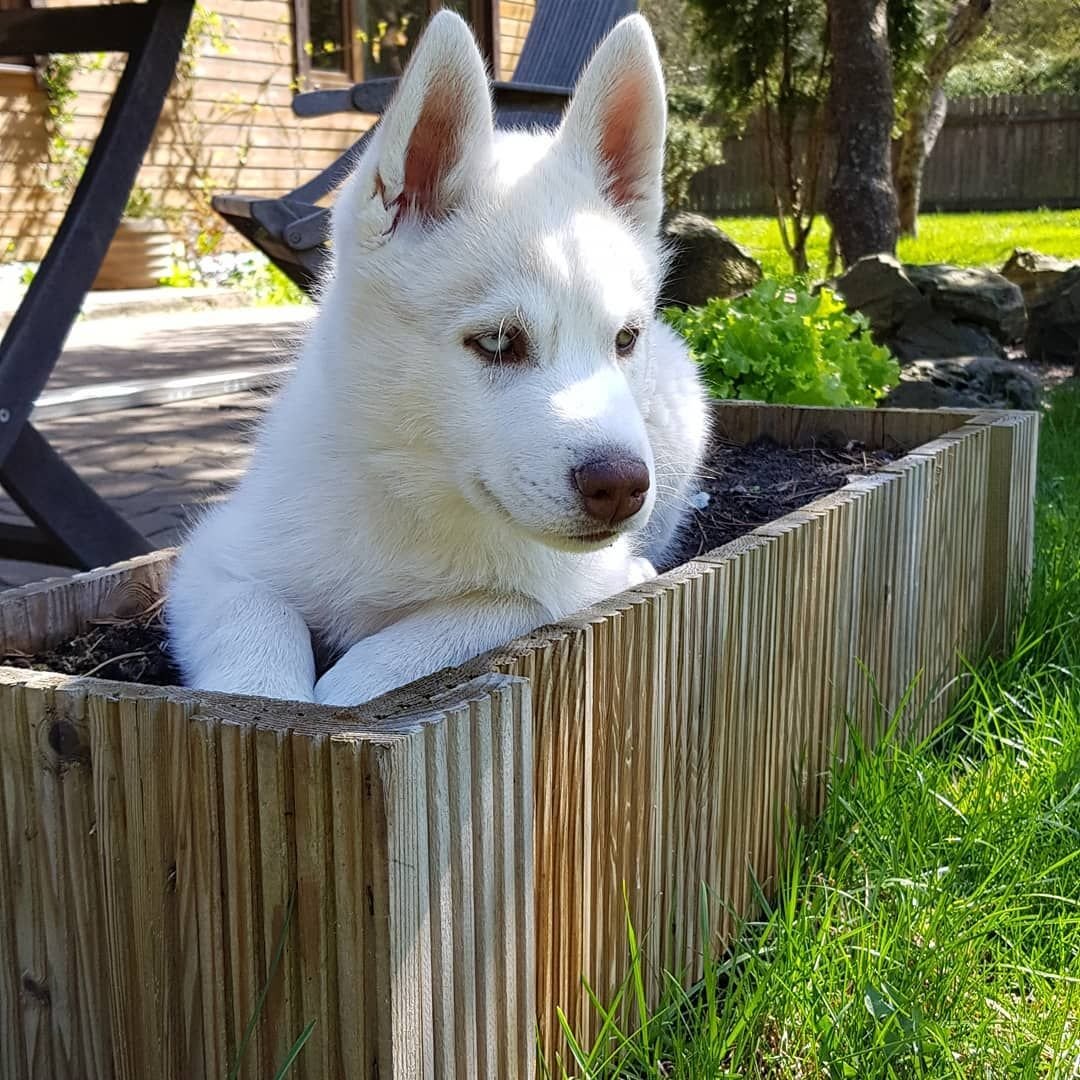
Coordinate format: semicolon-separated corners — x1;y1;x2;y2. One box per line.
945;52;1080;96
663;87;724;210
664;281;900;407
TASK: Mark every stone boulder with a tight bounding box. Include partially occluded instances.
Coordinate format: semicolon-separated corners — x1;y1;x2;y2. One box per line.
832;255;1026;361
660;212;763;308
824;254;923;338
1000;248;1076;308
882;355;1042;412
887;313;1003;363
904;264;1026;345
1026;265;1080;371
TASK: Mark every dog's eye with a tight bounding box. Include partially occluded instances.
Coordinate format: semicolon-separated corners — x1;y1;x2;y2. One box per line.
466;327;527;364
615;326;639;357
476;331;511;354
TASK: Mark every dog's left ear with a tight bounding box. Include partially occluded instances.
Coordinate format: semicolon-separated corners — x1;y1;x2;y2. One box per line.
373;10;493;227
556;15;666;235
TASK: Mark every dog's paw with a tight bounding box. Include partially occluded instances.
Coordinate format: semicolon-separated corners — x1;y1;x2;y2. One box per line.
314;646;405;707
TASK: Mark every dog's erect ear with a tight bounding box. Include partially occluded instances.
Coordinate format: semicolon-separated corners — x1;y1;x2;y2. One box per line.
556;15;666;234
373;10;493;226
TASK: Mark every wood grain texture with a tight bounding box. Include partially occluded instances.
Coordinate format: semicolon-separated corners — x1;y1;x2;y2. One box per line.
0;403;1038;1073
690;92;1080;215
0;661;532;1078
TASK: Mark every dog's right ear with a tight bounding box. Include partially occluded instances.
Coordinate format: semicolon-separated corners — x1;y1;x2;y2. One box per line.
368;10;493;231
556;15;666;236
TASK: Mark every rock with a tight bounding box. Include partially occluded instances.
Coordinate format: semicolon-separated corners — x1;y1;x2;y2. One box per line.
660;212;762;307
832;255;1028;362
882;355;1042;412
1026;265;1080;370
1000;248;1076;308
887;313;1003;362
904;264;1026;344
831;254;926;337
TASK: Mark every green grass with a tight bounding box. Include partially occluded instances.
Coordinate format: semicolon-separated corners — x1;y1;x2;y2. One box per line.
720;209;1080;281
553;382;1080;1078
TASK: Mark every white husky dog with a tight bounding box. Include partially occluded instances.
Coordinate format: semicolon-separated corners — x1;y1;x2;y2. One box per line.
167;11;708;706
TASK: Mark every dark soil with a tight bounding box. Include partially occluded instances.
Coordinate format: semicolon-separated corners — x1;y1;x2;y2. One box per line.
657;435;895;572
7;436;892;685
5;605;180;687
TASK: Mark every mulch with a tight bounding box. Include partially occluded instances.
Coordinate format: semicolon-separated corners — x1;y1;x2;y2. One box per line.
4;599;179;687
5;436;893;685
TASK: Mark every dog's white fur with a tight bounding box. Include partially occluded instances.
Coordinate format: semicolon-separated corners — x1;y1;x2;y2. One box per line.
167;11;709;706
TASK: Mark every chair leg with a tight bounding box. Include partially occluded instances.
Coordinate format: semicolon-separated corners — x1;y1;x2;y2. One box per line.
0;0;192;570
0;424;151;570
0;0;196;460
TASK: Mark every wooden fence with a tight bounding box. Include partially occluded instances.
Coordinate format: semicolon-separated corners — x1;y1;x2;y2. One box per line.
689;93;1080;216
0;403;1039;1077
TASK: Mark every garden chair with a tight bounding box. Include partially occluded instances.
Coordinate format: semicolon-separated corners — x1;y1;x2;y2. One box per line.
211;0;636;293
0;0;194;568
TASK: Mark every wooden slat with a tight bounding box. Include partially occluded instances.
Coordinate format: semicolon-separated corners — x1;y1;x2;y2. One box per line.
691;92;1080;214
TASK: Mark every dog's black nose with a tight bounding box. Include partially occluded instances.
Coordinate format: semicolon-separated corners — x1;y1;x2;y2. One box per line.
573;458;650;525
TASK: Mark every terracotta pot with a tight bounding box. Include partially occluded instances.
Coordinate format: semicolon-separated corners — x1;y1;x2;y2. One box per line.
92;217;174;291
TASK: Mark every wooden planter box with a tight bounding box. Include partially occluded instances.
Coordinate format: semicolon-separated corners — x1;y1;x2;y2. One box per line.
0;403;1038;1079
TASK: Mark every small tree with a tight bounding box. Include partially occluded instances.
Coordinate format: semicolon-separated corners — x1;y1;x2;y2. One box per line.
640;0;725;210
892;0;993;236
687;0;831;276
686;0;995;265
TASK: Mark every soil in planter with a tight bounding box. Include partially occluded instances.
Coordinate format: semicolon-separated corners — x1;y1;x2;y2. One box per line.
656;435;896;572
4;602;180;687
5;437;892;684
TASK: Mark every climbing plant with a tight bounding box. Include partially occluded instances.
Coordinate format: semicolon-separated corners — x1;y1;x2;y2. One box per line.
38;4;239;259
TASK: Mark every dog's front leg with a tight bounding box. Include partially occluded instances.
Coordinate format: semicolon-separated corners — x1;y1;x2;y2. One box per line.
314;592;549;706
168;578;317;702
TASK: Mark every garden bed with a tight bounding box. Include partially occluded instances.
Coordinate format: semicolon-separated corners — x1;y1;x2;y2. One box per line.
5;437;895;683
0;402;1038;1080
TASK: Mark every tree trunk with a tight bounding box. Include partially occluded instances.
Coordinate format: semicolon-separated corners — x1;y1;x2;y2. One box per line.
895;87;948;236
893;0;993;236
825;0;899;267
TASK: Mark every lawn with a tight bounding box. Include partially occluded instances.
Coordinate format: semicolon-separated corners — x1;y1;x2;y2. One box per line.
554;382;1080;1077
719;209;1080;280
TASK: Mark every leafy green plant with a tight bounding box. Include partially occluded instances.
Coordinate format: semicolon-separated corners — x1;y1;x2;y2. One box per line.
40;53;89;194
226;259;307;307
664;280;900;407
123;185;159;220
946;51;1080;95
158;260;198;289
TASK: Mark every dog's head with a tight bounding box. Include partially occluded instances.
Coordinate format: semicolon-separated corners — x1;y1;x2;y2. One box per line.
329;11;669;552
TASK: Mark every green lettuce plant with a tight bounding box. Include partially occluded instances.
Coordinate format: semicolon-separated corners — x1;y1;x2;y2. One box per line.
664;280;900;407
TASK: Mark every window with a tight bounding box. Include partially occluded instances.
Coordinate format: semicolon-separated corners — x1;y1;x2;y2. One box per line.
294;0;497;88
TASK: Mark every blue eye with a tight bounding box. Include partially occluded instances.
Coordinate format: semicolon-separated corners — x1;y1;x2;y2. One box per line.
476;331;512;354
466;325;528;364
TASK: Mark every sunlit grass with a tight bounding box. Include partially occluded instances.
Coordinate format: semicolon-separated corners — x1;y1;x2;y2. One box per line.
719;209;1080;281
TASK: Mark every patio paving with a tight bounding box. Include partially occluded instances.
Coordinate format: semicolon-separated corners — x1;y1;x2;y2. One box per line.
45;303;310;390
0;304;310;589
